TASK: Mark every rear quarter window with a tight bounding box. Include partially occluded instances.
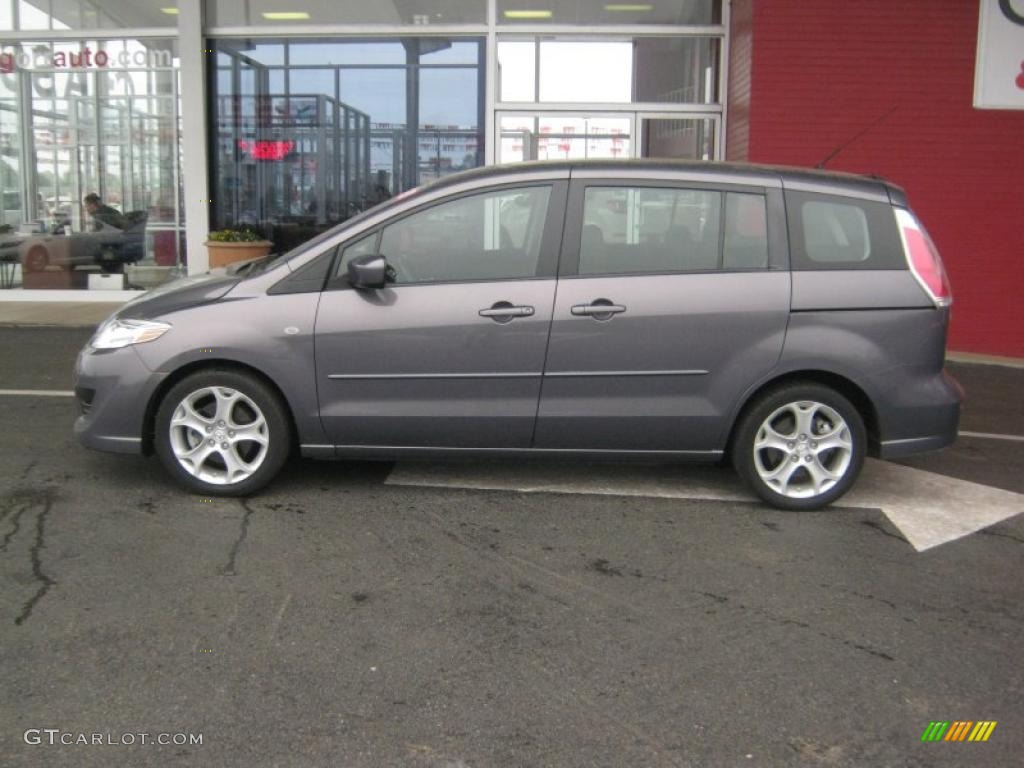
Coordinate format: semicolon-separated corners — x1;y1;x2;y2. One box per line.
785;191;904;270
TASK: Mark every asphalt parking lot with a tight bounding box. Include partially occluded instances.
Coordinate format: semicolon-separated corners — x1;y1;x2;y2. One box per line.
1;327;1022;767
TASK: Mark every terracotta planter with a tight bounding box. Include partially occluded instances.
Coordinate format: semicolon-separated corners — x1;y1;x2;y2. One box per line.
205;240;273;268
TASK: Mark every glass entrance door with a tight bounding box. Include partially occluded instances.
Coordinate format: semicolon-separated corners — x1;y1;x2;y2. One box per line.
638;114;720;161
498;113;632;163
497;112;721;163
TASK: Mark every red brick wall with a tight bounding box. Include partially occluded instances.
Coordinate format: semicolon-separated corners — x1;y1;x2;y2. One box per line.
730;0;1024;357
725;0;753;161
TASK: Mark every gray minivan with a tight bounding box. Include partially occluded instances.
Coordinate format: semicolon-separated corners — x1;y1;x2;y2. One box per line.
74;161;961;510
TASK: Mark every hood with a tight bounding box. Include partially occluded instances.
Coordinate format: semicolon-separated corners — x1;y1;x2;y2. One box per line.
117;271;241;320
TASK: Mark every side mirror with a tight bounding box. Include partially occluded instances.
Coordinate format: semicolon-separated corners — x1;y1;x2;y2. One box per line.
347;253;389;290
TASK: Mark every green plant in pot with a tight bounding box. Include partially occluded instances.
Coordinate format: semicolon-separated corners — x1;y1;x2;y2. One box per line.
205;227;273;268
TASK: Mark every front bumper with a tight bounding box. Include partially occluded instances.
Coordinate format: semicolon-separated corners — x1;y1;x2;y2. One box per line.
73;343;166;454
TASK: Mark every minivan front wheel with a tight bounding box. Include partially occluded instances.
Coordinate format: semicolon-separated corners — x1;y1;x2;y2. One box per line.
154;370;290;496
732;384;866;510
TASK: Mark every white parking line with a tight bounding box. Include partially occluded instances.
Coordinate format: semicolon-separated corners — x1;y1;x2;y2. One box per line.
0;389;75;397
386;458;1024;552
958;430;1024;443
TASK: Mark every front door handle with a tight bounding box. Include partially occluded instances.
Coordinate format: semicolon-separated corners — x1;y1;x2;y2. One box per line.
571;299;626;321
479;301;535;323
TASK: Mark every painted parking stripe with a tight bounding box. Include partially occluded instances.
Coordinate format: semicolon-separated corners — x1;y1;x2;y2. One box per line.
386;458;1024;552
0;389;75;397
958;430;1024;442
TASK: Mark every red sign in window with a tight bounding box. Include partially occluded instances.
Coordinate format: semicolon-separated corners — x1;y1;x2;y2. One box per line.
237;140;294;161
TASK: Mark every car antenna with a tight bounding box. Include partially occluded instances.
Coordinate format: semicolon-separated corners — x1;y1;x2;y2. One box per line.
815;105;898;169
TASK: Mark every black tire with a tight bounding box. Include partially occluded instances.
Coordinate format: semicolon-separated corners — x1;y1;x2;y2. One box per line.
731;383;866;511
154;369;291;496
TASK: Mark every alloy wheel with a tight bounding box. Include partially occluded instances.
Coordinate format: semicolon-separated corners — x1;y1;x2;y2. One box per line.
752;400;854;499
168;386;269;485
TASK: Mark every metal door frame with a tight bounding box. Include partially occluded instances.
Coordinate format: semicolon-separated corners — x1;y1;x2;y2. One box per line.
635;111;723;161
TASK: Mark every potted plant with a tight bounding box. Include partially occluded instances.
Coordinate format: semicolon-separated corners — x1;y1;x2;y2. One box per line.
205;227;273;268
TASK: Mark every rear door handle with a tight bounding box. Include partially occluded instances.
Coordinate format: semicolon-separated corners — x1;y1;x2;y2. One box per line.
571;299;626;320
479;301;535;323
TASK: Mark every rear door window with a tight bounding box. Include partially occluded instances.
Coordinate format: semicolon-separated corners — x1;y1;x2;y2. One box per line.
577;186;769;276
786;191;904;270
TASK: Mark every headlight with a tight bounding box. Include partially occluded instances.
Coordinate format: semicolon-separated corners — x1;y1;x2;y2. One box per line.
91;318;171;349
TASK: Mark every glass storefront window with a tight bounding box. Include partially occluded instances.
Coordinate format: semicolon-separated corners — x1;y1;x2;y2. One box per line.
498;37;720;105
499;115;631;163
0;38;183;291
210;37;484;254
1;1;178;31
538;41;633;103
498;0;721;25
640;117;717;161
208;0;486;27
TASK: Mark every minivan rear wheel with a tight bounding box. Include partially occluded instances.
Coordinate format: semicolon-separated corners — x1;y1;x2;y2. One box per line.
154;369;291;496
731;383;866;510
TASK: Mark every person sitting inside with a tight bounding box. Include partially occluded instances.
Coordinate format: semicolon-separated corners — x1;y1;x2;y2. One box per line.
83;193;126;231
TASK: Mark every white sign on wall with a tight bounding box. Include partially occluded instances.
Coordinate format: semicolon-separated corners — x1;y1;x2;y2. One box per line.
975;0;1024;109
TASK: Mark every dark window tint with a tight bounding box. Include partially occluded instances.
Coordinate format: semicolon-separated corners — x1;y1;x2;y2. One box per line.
786;191;904;270
378;186;551;284
580;187;720;275
579;186;768;275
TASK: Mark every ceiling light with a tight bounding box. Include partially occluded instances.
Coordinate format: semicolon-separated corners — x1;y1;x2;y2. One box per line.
160;6;179;13
503;10;554;20
261;12;311;21
604;3;654;10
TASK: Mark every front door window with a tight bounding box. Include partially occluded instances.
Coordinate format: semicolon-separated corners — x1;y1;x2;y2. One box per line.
376;185;552;284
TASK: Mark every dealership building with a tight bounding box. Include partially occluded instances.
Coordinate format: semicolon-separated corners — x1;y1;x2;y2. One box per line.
0;0;1020;357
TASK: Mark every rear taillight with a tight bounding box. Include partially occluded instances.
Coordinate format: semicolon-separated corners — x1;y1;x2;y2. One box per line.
894;208;952;307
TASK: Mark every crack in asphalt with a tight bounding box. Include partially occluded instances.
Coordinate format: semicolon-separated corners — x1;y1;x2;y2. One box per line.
220;499;256;576
15;496;55;626
860;517;906;542
407;510;689;766
1;500;31;549
979;528;1024;545
693;590;896;662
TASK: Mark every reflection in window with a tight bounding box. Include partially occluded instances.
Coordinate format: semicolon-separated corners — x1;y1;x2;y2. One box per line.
4;0;179;30
499;115;630;163
208;0;487;26
0;37;183;291
211;37;484;255
498;0;720;25
337;231;380;277
723;193;768;269
641;118;717;161
580;187;722;274
379;186;551;284
499;37;720;105
801;201;871;263
580;187;768;275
